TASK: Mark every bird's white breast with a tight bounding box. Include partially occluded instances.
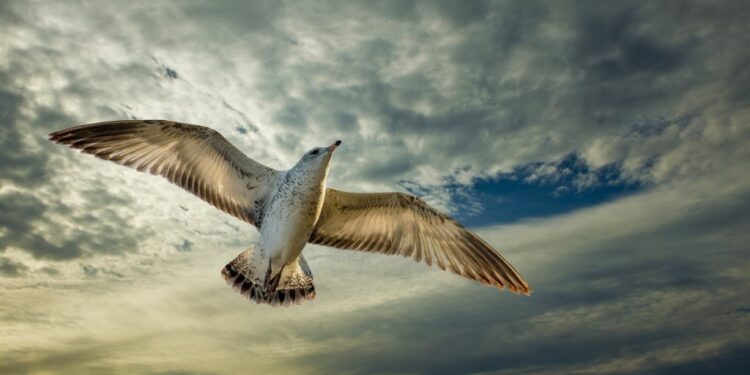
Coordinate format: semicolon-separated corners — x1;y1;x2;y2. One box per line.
259;171;326;265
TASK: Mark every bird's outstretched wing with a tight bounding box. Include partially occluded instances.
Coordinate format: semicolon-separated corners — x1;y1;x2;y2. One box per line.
50;120;279;227
309;188;531;295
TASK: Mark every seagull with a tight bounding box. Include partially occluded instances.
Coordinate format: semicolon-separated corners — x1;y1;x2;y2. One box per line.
50;120;532;306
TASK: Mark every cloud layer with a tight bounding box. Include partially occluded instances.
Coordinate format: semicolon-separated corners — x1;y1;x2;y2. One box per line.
1;1;749;374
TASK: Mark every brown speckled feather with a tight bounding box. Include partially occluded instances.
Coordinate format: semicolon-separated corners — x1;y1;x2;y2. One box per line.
309;189;532;295
49;120;279;227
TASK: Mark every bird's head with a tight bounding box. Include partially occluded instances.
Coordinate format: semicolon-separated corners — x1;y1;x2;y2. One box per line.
291;140;342;182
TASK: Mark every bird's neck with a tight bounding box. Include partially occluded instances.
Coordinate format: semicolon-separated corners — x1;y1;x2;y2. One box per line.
287;165;328;194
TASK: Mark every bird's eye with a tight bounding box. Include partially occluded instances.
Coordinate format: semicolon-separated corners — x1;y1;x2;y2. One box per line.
310;149;319;155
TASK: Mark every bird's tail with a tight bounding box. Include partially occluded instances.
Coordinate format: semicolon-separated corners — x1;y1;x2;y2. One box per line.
221;245;316;307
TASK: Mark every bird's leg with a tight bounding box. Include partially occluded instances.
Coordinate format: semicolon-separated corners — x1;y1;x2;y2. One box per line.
263;261;272;291
268;271;282;292
263;261;282;296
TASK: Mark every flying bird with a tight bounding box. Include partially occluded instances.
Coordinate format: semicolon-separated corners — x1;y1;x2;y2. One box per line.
50;120;532;306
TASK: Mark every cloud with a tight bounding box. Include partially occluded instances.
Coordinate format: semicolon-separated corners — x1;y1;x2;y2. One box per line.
0;74;51;188
175;239;194;253
2;167;748;374
0;256;28;277
278;172;750;374
0;0;748;374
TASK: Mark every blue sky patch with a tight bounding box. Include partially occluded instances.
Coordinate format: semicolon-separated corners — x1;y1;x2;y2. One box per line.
405;154;645;227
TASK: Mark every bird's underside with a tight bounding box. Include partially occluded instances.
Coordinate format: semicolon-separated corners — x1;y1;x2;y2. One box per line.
50;120;532;307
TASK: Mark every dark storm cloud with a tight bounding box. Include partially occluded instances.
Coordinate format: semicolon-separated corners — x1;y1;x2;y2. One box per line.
572;4;686;79
0;257;29;277
0;191;83;259
183;0;284;35
432;0;492;27
0;0;21;25
81;263;125;279
0;185;143;260
652;346;750;375
0;74;50;187
273;99;308;128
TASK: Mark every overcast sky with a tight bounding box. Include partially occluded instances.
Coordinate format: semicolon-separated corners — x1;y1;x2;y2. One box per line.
1;1;749;374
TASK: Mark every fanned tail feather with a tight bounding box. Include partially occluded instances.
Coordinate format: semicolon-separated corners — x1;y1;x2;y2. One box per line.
221;245;315;307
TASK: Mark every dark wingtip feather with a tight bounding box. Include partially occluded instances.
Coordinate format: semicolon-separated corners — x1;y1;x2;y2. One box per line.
48;129;70;143
505;280;533;296
49;121;145;143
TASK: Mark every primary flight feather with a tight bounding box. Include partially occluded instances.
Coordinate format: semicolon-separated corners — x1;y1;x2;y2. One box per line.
50;120;531;306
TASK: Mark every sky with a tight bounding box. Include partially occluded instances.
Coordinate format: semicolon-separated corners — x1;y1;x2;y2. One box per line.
1;0;749;374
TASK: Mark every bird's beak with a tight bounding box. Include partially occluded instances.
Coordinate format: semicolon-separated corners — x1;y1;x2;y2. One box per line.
328;140;342;152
